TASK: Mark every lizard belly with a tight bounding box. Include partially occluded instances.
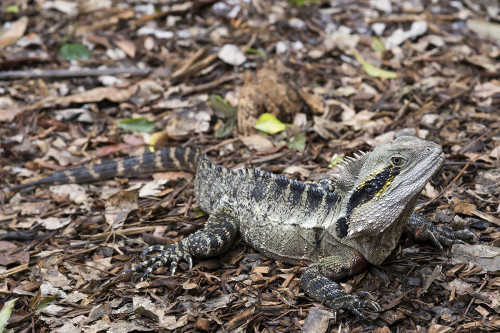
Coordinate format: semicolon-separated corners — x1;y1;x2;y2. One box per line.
237;198;339;264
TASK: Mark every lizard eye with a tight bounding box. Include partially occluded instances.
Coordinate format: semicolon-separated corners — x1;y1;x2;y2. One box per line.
391;155;406;167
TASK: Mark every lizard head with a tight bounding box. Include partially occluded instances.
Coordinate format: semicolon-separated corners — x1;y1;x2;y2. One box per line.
334;136;444;245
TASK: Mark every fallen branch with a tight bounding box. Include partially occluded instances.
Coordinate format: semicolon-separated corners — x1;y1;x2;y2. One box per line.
0;67;151;80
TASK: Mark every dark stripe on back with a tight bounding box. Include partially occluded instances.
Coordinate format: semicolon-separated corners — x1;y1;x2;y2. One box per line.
314;227;323;249
275;175;289;190
324;192;339;214
251;177;266;201
289;181;306;206
306;186;322;212
336;217;349;238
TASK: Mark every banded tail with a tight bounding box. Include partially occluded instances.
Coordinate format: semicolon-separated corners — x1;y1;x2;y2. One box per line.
7;147;203;191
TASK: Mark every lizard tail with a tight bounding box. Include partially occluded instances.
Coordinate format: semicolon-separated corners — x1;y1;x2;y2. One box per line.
7;147;203;191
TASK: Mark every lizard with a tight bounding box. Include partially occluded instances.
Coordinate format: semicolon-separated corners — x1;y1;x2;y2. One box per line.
5;136;475;318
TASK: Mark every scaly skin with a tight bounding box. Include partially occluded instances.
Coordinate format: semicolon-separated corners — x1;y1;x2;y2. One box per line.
6;136;475;318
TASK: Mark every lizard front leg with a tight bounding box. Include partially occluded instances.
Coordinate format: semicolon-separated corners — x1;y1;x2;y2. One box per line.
300;247;380;319
405;212;476;250
125;205;239;281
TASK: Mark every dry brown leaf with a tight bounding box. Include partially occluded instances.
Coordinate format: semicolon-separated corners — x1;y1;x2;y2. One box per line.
452;198;477;216
0;107;22;122
302;307;332;333
239;134;273;151
428;324;453;333
451;244;500;273
105;189;139;228
0;16;28;48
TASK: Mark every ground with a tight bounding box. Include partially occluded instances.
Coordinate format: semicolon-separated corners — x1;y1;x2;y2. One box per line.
0;0;499;332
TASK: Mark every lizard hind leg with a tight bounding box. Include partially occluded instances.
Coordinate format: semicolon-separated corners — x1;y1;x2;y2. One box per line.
127;205;240;281
300;248;380;319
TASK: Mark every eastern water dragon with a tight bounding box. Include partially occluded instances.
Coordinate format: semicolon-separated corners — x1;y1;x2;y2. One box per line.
6;136;475;318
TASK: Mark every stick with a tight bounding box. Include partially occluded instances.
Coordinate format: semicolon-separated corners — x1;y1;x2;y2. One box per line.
0;67;151;80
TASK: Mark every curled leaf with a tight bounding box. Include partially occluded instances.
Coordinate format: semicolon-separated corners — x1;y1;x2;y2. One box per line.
352;49;397;79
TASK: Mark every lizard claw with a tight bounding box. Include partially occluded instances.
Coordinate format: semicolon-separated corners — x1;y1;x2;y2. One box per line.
134;242;194;281
327;293;381;319
415;223;476;250
355;290;373;299
170;261;177;276
408;213;477;250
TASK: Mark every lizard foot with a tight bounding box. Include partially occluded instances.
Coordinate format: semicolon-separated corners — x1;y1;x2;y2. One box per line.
122;242;194;281
328;293;381;320
414;223;477;250
407;213;476;250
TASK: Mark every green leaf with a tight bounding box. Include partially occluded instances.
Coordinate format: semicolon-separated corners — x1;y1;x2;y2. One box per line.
352;49;397;79
215;117;236;139
5;5;20;13
58;43;91;61
327;154;343;168
253;113;287;134
35;296;57;313
290;0;320;6
246;48;267;57
209;94;237;118
287;133;306;152
371;37;385;52
0;298;17;333
118;118;155;133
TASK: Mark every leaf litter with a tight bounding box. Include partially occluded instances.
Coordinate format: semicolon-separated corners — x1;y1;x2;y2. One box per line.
0;0;499;332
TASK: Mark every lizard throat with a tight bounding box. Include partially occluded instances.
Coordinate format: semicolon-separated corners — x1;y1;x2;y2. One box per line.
336;165;401;238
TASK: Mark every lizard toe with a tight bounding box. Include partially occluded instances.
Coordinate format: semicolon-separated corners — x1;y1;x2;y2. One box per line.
355;291;373;300
141;245;166;258
346;303;365;318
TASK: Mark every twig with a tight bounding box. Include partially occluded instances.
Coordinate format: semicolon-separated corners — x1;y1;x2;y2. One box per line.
458;130;491;154
0;67;151;80
464;280;487;316
180;73;241;96
418;153;485;209
366;15;425;24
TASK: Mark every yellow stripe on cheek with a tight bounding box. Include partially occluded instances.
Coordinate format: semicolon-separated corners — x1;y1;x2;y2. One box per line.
375;166;396;199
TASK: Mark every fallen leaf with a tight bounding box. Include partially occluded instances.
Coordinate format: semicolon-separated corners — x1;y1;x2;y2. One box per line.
467;19;500;41
428;324;453;333
105;189;139;228
118;118;155;133
451;244;500;273
352;49;397;79
239;134;274;151
0;16;28;48
254;113;287;134
37;217;72;230
0;298;18;332
58;43;91;60
302;307;332;333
